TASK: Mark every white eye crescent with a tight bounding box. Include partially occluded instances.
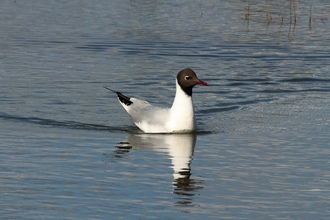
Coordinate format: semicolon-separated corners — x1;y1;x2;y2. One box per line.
184;76;190;80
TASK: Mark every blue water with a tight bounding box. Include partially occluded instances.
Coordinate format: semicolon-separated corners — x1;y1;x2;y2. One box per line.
1;0;330;219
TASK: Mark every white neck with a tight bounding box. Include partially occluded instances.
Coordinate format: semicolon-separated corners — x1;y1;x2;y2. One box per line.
171;80;193;108
167;80;196;131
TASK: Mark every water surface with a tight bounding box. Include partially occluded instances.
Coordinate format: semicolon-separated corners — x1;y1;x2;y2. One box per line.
1;0;330;219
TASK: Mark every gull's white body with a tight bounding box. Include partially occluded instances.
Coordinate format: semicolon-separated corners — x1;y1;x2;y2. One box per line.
106;68;208;133
120;80;196;133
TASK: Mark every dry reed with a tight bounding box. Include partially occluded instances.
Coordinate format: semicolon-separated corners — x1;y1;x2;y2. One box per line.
241;0;328;28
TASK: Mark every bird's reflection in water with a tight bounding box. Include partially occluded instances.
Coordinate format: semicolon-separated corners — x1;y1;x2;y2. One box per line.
113;133;203;205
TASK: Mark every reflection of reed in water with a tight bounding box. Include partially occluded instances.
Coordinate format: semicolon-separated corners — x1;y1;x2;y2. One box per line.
112;133;203;205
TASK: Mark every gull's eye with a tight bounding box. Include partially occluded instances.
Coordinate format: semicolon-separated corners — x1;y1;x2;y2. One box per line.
184;76;190;80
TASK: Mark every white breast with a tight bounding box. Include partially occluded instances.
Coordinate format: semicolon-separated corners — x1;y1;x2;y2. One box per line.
165;80;196;132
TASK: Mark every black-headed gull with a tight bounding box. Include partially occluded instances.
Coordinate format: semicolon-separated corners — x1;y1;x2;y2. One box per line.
104;68;208;133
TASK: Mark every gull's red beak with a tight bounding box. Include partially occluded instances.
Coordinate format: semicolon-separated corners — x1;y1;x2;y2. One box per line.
196;80;209;86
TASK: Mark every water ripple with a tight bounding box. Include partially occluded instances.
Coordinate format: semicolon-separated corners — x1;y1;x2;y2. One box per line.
0;113;131;132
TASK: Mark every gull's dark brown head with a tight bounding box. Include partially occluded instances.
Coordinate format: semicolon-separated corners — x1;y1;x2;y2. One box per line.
176;68;208;96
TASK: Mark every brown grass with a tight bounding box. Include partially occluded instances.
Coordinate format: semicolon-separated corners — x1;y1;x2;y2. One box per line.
241;0;328;28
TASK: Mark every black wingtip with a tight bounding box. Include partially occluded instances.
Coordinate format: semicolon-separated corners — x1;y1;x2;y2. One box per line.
103;86;116;93
103;86;133;106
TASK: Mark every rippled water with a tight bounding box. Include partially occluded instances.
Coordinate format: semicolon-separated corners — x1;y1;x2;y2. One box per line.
1;0;330;219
